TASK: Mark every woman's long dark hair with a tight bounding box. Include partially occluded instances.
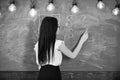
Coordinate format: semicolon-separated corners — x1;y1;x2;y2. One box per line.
38;16;58;64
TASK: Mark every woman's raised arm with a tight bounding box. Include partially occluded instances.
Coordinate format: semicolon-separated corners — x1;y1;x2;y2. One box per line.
59;29;89;59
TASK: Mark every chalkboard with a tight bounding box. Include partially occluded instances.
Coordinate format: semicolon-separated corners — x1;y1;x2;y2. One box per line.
59;20;119;71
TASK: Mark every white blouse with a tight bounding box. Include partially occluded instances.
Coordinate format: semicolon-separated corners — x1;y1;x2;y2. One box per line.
34;40;63;69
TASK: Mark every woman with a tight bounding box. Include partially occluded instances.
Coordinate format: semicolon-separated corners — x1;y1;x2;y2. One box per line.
36;16;89;80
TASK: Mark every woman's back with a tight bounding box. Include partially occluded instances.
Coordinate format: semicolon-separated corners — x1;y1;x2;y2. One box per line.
34;40;63;68
47;40;63;66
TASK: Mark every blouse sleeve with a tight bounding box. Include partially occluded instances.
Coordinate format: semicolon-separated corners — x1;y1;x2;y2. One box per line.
55;40;64;50
34;42;41;70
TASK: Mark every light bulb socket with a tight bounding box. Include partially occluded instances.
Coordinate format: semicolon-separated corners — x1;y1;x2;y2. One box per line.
49;0;54;3
72;0;77;6
115;4;120;8
98;0;103;2
30;0;37;9
31;4;36;9
10;0;15;5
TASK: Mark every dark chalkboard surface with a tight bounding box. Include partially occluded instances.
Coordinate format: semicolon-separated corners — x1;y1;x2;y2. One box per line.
59;19;119;71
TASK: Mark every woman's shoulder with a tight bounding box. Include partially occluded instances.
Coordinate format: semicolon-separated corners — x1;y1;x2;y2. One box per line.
55;40;64;49
56;40;64;44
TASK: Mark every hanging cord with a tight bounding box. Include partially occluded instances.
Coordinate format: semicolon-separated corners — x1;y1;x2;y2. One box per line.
30;0;36;8
114;0;120;8
115;0;118;5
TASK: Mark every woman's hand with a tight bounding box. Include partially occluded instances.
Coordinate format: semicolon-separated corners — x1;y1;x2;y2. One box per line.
80;29;89;44
59;29;89;52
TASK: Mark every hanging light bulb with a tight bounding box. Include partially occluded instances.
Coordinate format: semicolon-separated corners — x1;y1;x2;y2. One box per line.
97;0;105;9
8;0;16;12
71;0;79;14
47;0;55;11
71;5;79;14
112;4;120;16
29;8;37;17
29;5;37;17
